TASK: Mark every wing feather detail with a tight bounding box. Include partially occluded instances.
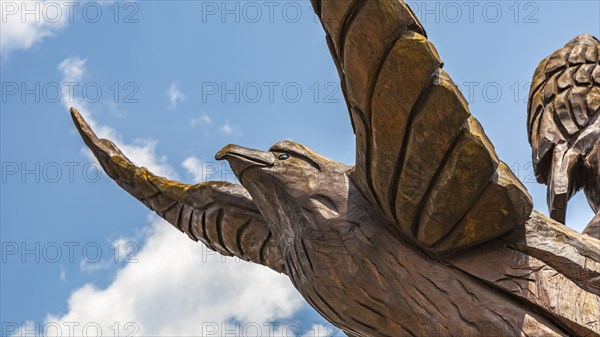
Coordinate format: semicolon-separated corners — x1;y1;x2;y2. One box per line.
70;108;284;273
312;0;533;253
528;34;600;184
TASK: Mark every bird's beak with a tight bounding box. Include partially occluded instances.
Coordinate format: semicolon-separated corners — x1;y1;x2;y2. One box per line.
216;144;275;179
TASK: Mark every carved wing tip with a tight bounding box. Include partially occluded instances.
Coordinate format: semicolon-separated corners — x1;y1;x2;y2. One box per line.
70;107;97;149
70;107;130;165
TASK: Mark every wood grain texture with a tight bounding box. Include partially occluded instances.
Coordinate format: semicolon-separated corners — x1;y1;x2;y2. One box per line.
69;1;599;336
449;212;600;336
218;145;597;336
311;0;533;253
70;108;284;273
72;110;600;335
528;34;600;236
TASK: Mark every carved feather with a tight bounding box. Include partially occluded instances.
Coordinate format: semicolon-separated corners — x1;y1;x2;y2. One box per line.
311;0;532;253
527;34;600;229
70;108;284;273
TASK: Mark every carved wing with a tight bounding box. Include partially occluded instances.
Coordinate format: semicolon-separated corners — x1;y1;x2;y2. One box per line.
527;34;600;222
70;108;284;273
311;0;532;253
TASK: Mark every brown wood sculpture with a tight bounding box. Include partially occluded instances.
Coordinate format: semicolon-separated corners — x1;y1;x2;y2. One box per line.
528;34;600;240
70;0;600;336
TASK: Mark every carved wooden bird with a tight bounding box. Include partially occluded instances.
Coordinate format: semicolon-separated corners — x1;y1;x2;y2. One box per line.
528;34;600;239
70;0;600;336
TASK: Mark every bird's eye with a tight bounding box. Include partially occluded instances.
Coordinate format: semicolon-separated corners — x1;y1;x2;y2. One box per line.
278;154;289;160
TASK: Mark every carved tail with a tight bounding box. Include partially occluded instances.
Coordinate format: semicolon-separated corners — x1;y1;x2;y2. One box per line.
547;142;578;223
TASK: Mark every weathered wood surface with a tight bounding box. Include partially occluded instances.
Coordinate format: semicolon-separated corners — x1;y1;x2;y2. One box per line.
311;0;533;254
70;110;284;273
449;212;600;336
528;34;600;235
69;0;600;336
72;107;599;336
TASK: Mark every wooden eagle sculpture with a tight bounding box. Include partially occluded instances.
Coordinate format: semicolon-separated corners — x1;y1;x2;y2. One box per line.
528;34;600;239
70;0;600;336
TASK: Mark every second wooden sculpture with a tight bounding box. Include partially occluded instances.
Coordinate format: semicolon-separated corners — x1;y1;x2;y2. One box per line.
528;34;600;239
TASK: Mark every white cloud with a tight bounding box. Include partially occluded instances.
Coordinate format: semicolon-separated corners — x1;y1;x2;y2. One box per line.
182;156;207;182
115;139;176;178
167;82;185;110
58;56;86;82
45;57;312;337
191;113;212;127
220;122;234;135
78;236;139;273
59;57;177;178
183;156;238;184
1;1;137;61
36;217;304;336
79;259;113;273
59;265;66;282
0;1;69;61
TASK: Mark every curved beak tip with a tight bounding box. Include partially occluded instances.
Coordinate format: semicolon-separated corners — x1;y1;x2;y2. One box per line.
214;144;275;167
215;144;236;161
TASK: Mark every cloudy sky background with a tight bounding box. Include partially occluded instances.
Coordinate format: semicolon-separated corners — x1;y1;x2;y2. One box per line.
1;1;599;336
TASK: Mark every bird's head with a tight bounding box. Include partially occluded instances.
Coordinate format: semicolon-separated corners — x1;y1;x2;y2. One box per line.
216;140;351;245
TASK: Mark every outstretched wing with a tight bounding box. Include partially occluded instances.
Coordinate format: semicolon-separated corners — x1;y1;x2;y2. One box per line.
311;0;532;253
70;108;284;273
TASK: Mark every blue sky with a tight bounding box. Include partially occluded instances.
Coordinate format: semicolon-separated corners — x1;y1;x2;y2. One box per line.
1;1;599;336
